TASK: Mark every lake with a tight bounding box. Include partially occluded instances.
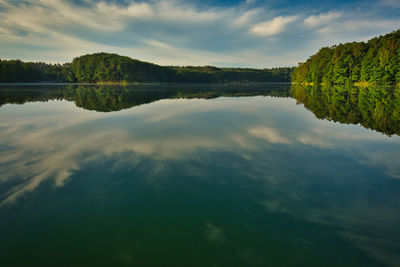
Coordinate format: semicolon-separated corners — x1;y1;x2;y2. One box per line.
0;83;399;266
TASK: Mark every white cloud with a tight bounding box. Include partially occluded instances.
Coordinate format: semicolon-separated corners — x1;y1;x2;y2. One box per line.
304;11;343;28
97;1;154;19
234;9;261;26
250;16;297;36
144;39;175;50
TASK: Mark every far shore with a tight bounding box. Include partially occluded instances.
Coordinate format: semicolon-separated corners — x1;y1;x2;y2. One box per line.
0;81;293;86
1;81;399;87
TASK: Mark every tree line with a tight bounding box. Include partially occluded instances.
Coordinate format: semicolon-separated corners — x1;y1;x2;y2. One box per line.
0;53;293;83
292;29;400;85
0;60;74;83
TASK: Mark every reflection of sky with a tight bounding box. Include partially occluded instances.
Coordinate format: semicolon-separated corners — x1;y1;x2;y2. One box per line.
1;96;400;264
1;96;399;202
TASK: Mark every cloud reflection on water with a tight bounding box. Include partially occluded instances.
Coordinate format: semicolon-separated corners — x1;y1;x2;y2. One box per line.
1;96;399;203
1;96;400;264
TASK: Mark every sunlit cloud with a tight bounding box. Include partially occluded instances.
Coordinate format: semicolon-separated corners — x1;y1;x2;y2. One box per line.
234;9;261;26
250;16;297;36
304;11;343;28
0;0;398;67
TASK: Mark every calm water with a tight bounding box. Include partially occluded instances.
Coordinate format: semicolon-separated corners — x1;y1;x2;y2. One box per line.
1;84;400;266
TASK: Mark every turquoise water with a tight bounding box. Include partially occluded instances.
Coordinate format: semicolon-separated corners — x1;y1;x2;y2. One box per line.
0;84;400;266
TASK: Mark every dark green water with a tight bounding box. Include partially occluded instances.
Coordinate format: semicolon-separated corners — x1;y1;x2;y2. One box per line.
0;84;400;266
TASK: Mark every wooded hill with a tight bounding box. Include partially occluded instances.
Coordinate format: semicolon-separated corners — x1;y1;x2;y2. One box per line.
0;53;293;83
292;30;400;85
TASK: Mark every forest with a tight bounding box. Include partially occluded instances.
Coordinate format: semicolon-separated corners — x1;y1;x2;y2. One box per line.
0;53;293;83
2;29;398;84
292;30;400;85
0;60;74;83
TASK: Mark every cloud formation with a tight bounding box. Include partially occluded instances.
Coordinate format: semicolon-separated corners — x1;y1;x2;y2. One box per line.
304;11;343;28
0;0;399;67
251;16;297;36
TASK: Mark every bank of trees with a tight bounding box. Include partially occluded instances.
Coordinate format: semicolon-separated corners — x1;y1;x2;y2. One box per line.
167;65;293;83
292;30;400;84
0;53;293;83
0;60;75;82
71;53;293;83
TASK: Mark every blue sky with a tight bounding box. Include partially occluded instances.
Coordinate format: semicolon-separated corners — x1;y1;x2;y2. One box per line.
0;0;399;67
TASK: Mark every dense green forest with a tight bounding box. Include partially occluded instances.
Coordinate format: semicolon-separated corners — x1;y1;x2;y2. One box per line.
291;84;400;135
2;30;399;84
292;30;400;85
0;60;74;82
0;53;293;83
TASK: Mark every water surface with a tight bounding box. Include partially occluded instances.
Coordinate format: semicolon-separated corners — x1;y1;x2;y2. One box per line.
1;84;400;266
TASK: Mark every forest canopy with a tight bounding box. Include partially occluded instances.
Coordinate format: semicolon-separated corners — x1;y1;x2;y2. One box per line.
2;30;399;85
292;30;400;85
0;53;293;83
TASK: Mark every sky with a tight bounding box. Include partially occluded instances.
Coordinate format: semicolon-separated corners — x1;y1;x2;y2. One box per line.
0;0;399;68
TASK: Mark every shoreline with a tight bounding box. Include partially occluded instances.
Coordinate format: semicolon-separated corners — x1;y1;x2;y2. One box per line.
292;81;399;87
0;81;293;86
